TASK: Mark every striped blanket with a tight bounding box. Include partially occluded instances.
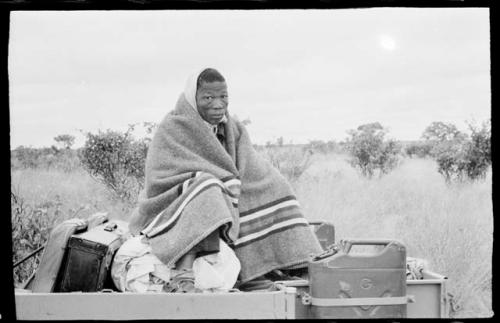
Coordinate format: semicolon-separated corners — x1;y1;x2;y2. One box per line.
129;94;322;283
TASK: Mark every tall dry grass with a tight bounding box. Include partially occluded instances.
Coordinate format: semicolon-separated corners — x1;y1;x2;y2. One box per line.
11;168;135;220
294;153;493;318
11;152;492;317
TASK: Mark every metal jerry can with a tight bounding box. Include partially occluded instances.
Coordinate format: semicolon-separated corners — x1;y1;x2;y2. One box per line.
57;220;130;292
308;239;408;319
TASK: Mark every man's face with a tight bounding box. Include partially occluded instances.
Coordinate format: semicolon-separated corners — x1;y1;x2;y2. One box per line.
195;81;228;125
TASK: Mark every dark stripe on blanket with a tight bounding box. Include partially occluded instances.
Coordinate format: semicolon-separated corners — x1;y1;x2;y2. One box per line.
239;212;303;237
221;186;238;199
221;175;238;182
239;205;299;228
239;205;300;230
239;195;296;217
220;223;234;244
178;177;194;196
234;222;309;249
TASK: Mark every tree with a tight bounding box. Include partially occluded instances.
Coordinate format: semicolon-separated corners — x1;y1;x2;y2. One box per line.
404;141;433;158
421;121;465;142
78;126;148;203
54;134;75;150
326;140;338;153
462;120;491;180
231;114;251;126
242;118;251;126
261;146;313;184
307;140;327;154
421;121;467;182
422;120;491;182
432;141;467;182
345;122;401;178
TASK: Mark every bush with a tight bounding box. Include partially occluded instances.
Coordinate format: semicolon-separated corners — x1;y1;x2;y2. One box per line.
463;120;491;180
404;141;434;158
11;188;66;286
11;146;57;169
422;121;465;142
422;120;491;182
54;134;75;150
345;122;401;178
432;140;468;182
261;146;313;184
306;140;339;154
78;125;148;204
11;145;81;172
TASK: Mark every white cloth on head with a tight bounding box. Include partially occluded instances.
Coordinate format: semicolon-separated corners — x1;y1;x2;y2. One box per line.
183;68;228;131
183;68;206;111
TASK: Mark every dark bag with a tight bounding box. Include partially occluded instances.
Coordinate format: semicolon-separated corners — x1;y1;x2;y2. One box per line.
57;219;130;292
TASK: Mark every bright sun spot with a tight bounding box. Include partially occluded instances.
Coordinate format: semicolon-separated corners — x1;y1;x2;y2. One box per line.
379;34;397;51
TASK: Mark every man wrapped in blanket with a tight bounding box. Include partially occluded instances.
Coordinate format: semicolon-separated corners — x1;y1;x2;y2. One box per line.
129;68;323;293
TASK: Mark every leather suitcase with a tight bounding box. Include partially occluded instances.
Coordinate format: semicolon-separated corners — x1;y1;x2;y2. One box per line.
30;213;109;292
57;219;130;292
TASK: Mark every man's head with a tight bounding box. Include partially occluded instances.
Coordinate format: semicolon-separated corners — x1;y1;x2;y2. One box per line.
195;68;228;125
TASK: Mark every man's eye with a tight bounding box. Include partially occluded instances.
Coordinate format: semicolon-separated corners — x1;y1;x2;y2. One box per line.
221;95;228;99
205;96;213;100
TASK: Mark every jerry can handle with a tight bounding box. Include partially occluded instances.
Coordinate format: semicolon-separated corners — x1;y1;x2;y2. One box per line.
312;244;340;261
340;239;395;253
104;222;118;232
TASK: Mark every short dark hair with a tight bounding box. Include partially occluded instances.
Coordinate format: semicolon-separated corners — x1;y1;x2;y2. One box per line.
197;68;226;88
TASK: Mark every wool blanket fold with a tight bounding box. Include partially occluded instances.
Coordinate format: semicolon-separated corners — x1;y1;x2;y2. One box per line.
129;94;323;282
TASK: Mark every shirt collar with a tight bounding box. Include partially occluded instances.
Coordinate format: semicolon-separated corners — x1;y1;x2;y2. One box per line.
204;115;227;133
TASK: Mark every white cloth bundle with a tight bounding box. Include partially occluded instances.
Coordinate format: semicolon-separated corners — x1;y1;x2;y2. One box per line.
111;236;240;293
193;239;241;291
111;236;171;292
406;257;430;280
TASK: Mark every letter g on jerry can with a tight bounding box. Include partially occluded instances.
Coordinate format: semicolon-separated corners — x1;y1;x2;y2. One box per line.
307;239;408;319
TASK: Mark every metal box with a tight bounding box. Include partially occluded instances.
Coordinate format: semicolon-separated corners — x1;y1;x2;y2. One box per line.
407;270;449;318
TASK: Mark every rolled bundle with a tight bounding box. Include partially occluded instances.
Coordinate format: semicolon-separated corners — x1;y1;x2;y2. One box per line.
111;236;171;293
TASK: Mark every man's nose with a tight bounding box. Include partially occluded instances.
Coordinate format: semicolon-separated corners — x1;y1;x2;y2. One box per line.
212;99;225;109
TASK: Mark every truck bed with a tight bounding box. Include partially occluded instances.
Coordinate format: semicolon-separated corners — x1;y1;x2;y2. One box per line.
15;270;448;320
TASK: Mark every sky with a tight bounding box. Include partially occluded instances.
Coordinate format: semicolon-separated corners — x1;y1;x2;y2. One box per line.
8;8;490;148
